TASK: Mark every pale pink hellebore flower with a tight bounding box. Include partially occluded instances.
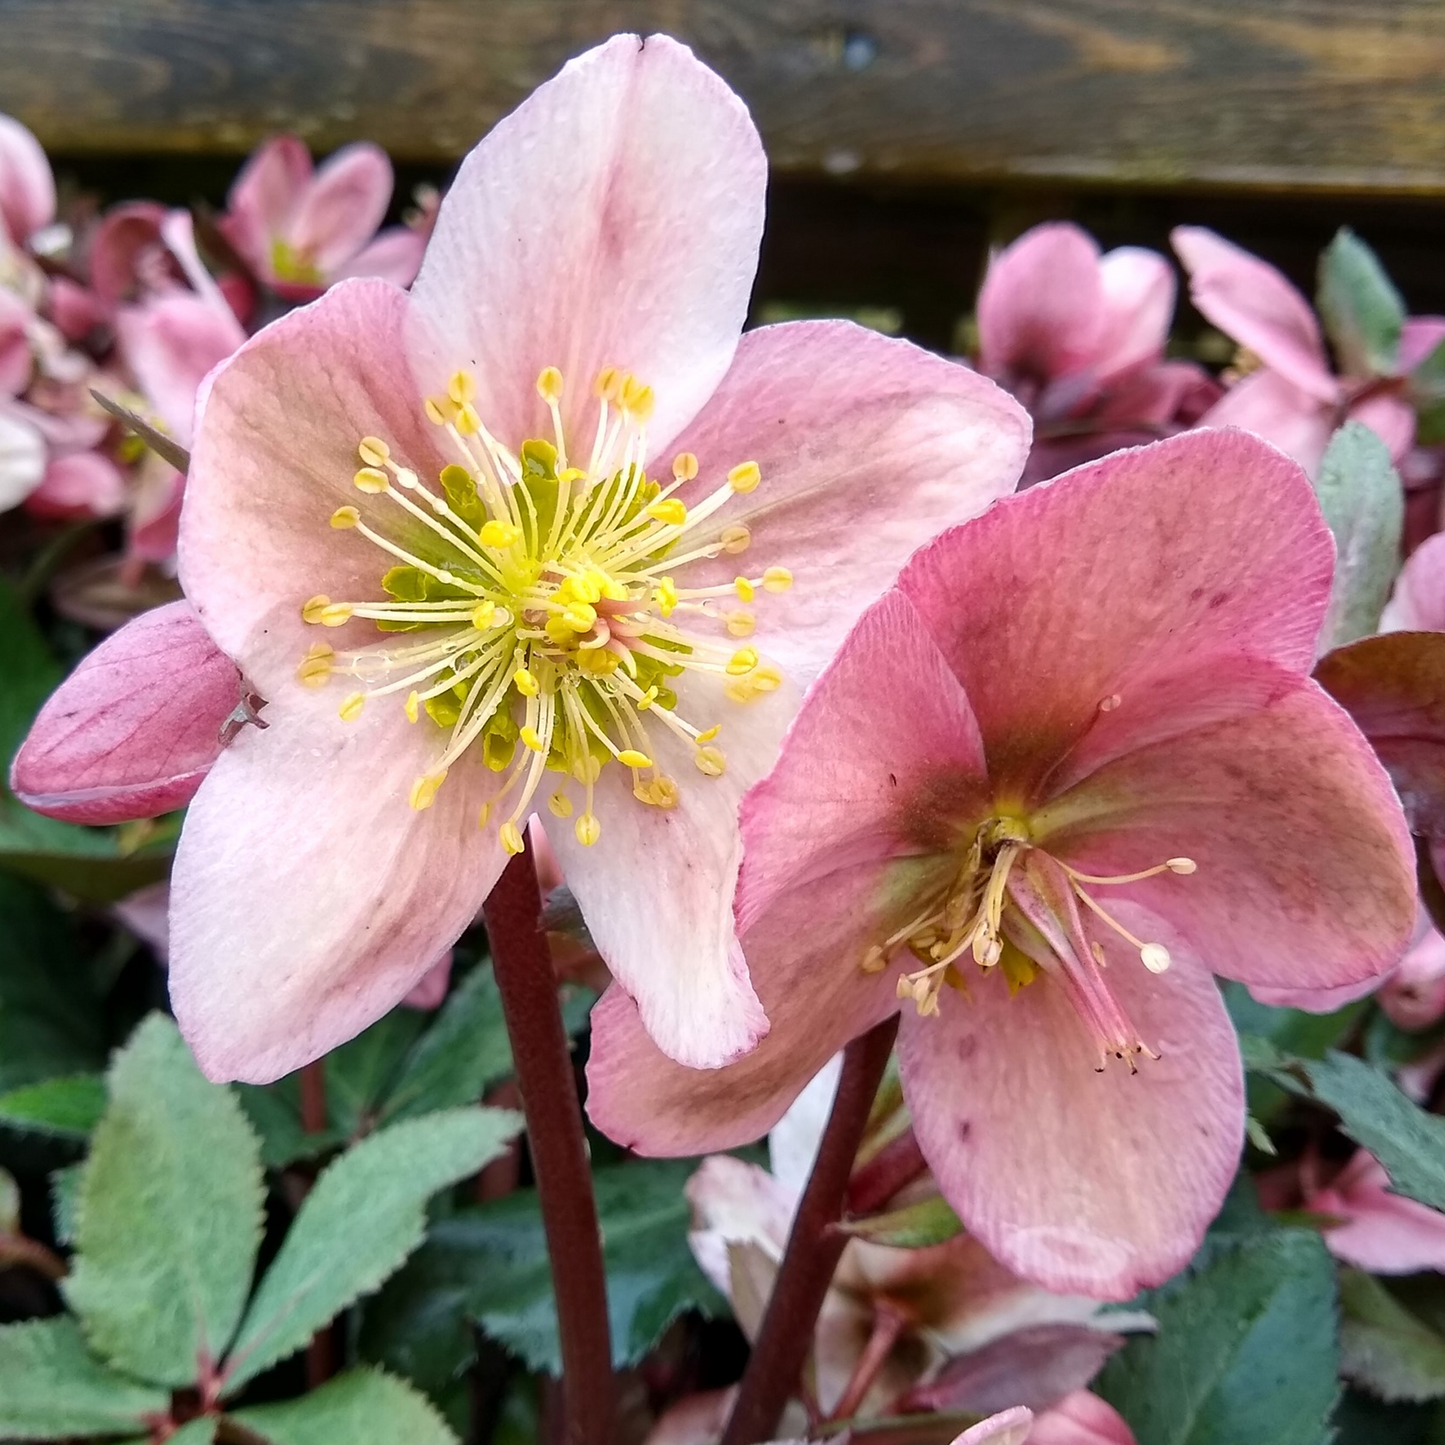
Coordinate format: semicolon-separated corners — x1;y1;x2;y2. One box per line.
955;1410;1034;1445
976;223;1215;486
688;1063;1147;1420
1027;1393;1135;1445
0;114;55;249
1173;226;1422;475
589;428;1417;1297
221;133;425;299
1383;529;1445;633
156;35;1027;1082
1305;1149;1445;1274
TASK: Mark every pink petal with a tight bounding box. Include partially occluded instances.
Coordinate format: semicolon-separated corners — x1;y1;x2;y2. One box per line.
400;952;454;1010
9;601;240;824
1030;1392;1137;1445
0;287;32;395
977;224;1105;386
646;1389;738;1445
900;922;1244;1298
336;226;427;289
954;1408;1034;1445
291;142;394;275
408;33;765;456
117;292;244;443
1247;974;1383;1013
87;201;175;307
26;450;127;519
0;113;55;244
223;133;311;270
1195;370;1337;476
665;320;1030;681
1383;531;1445;632
0;408;45;509
686;1154;796;1300
112;880;172;959
897;428;1333;801
1037;677;1416;994
1093;246;1175;381
1310;1151;1445;1274
1172;227;1336;401
181;277;452;699
1350;391;1415;462
168;688;510;1083
1401;316;1445;373
1380;916;1445;1030
47;277;107;343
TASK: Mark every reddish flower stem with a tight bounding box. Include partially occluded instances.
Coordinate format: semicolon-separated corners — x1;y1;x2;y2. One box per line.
720;1015;900;1445
0;1232;67;1281
826;1306;906;1423
484;847;614;1445
846;1127;928;1218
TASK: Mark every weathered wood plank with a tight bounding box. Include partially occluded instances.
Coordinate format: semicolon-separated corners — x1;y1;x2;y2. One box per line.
3;1;1445;193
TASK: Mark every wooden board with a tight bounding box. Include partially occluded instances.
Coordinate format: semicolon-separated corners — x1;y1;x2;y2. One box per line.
4;1;1445;194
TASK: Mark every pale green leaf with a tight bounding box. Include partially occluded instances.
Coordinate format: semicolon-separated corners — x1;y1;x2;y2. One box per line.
222;1106;521;1392
231;1368;457;1445
1317;228;1405;377
0;1316;167;1439
1313;423;1404;649
0;1072;106;1138
837;1194;962;1248
1340;1269;1445;1402
64;1014;266;1387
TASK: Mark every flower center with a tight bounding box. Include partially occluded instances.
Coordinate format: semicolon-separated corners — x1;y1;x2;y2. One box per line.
269;237;324;286
865;815;1195;1070
296;365;790;855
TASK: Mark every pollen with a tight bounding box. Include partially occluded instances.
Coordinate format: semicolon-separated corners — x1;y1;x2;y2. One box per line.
297;362;793;853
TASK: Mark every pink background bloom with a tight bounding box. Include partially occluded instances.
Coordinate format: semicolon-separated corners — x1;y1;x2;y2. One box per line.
1305;1149;1445;1274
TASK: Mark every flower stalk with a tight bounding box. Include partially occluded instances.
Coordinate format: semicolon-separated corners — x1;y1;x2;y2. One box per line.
484;847;614;1445
720;1014;900;1445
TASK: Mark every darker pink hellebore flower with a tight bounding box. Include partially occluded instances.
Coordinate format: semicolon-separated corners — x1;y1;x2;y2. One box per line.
1173;227;1426;475
589;427;1416;1298
1304;1149;1445;1274
976;223;1215;486
125;35;1028;1084
0;113;54;249
221;133;425;299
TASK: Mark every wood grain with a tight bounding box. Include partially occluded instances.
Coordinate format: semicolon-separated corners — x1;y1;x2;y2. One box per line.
3;1;1445;193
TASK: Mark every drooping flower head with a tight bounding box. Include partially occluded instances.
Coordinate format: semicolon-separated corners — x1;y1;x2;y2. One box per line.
96;34;1033;1083
589;427;1416;1297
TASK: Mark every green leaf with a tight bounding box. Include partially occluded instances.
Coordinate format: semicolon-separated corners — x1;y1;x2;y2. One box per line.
51;1162;81;1244
63;1014;266;1388
380;966;513;1124
1316;631;1445;837
838;1195;962;1248
0;1316;167;1438
0;872;106;1091
1098;1227;1338;1445
231;1368;457;1445
1317;228;1405;377
1340;1269;1445;1402
160;1422;218;1445
0;1072;106;1139
222;1106;521;1393
364;1158;725;1381
1409;338;1445;444
1312;424;1404;648
0;1167;17;1234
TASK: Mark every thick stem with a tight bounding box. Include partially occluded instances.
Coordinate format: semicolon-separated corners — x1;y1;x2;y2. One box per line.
484;847;614;1445
0;1232;67;1281
826;1306;906;1423
846;1127;928;1218
720;1015;901;1445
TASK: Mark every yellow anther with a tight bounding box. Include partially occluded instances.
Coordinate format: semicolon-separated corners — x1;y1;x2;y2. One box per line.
720;524;751;554
1140;943;1172;974
338;691;366;722
448;370;476;405
353;466;389;493
695;745;726;777
726;646;760;676
405;691;420;723
728;461;761;494
762;566;793;593
750;664;783;693
620;374;654;419
648;776;679;809
636;685;659;710
537;366;564;403
725;678;757;704
695;725;721;744
567;572;603;605
471;601;497;630
480;520;521;548
424;396;456;426
862;945;888;974
646;498;687;527
358;436;390;467
296;645;334;687
725;610;755;638
513;667;540;697
653;577;679;617
576;648;620;676
330;506;360;529
500;821;526;855
520;726;545;754
575;812;602;846
1167;857;1197;875
594;366;621;402
617;749;652;769
455;403;482;436
563;602;597;633
734;577;757;603
571;754;602;784
672;452;699;482
409;771;447;811
302;596;353;627
548;791;573;818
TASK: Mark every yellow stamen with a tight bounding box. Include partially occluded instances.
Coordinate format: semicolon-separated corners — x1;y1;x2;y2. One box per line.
409;771;447;811
338;691;366;722
575;812;601;846
331;506;360;529
728;461;761;494
354;467;389;493
537;366;564;403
